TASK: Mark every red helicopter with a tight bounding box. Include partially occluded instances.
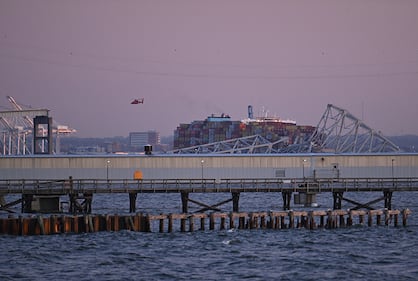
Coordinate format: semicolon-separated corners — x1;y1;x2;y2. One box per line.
131;98;144;104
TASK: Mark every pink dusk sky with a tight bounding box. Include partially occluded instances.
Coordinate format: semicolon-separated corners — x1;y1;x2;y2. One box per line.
1;0;418;137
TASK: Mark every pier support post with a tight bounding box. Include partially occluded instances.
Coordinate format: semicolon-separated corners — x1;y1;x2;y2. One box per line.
200;217;205;230
229;212;235;229
68;193;92;214
84;193;92;214
181;192;189;213
232;192;240;212
69;194;76;214
160;215;165;233
333;192;344;210
383;191;393;210
289;211;295;229
326;210;335;228
402;209;411;227
129;192;137;213
22;194;33;213
209;213;215;230
168;214;173;233
282;191;292;210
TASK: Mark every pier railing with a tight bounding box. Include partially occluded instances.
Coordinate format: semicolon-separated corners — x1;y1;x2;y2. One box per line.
1;177;418;195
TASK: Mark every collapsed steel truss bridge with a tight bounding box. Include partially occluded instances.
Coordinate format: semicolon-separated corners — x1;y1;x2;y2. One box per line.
170;104;400;154
306;104;400;153
170;135;290;154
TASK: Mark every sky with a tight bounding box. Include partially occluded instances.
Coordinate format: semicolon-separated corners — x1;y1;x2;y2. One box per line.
0;0;418;138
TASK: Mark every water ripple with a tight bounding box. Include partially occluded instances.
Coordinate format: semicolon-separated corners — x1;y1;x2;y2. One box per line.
1;192;418;281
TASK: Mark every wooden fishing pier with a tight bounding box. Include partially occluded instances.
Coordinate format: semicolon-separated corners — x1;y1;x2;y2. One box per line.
1;177;416;235
1;177;418;214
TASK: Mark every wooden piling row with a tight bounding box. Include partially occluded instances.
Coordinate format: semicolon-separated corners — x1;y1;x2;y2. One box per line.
0;209;412;236
0;213;146;236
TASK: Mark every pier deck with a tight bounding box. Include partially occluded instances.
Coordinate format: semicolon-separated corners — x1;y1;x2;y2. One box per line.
1;177;418;194
1;177;418;213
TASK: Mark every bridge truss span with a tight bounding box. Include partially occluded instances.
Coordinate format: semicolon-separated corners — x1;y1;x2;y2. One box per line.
169;104;401;154
170;135;290;154
308;104;400;153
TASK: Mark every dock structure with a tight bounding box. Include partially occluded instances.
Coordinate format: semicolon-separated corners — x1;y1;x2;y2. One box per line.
1;152;418;213
1;177;418;214
0;209;411;236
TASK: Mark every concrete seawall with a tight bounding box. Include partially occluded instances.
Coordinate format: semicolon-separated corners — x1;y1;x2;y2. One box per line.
1;153;417;180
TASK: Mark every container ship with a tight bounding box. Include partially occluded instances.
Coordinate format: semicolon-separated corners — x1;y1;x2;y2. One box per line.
173;106;315;150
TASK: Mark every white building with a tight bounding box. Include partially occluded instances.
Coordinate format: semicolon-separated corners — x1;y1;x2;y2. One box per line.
129;131;160;148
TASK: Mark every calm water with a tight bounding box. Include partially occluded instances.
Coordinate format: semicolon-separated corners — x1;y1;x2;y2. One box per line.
1;191;418;281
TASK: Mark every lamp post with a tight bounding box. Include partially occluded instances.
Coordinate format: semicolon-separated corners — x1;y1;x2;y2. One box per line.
391;159;395;186
201;160;204;181
106;160;110;181
302;159;307;180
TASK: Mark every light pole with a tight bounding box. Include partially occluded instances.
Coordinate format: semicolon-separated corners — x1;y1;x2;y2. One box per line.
302;159;307;180
106;160;110;181
201;160;204;181
391;159;395;186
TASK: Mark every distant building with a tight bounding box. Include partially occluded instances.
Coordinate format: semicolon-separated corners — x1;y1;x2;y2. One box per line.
129;131;160;150
105;141;123;153
173;112;315;150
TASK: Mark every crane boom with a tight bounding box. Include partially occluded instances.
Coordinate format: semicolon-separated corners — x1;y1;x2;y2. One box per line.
6;96;33;127
7;96;23;111
0;117;13;130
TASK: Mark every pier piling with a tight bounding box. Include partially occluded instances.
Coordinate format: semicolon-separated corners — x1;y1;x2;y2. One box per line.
0;208;412;236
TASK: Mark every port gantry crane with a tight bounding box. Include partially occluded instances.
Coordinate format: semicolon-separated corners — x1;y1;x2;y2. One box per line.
0;96;76;155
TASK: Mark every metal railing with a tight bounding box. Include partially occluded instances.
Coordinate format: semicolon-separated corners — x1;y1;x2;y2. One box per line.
1;177;418;195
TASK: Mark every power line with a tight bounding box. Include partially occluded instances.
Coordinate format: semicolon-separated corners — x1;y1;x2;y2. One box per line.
2;39;418;70
0;51;418;81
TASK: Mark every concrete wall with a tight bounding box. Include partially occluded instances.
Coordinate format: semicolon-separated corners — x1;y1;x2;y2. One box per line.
0;153;417;180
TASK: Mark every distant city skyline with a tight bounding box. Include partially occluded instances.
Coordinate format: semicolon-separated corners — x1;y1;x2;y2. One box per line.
1;1;417;137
